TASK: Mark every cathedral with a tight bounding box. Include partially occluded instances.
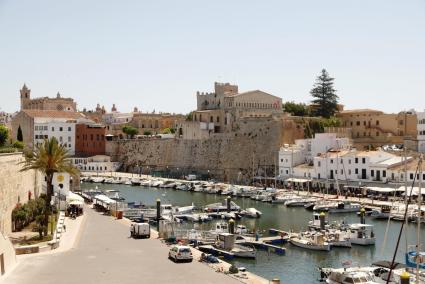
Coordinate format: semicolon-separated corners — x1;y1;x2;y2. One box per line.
20;84;77;111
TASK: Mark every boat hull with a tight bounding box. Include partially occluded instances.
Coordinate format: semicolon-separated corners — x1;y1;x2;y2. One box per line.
290;238;331;251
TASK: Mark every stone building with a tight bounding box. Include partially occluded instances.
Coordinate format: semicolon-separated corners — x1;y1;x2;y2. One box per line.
179;82;283;139
336;109;417;149
417;110;425;153
130;113;185;135
19;84;77;111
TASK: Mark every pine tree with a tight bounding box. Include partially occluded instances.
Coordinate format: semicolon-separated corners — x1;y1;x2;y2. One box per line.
310;69;339;118
17;125;23;142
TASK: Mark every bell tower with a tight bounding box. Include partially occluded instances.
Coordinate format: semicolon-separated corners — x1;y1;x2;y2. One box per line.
20;84;31;110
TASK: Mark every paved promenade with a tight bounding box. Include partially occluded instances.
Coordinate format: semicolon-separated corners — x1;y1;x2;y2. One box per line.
3;207;240;284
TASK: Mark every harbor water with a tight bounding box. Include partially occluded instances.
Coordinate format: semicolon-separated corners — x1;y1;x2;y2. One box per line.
81;182;425;284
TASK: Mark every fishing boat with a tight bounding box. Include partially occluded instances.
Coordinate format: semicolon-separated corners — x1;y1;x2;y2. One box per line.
289;232;331;251
285;197;317;207
215;233;256;259
308;212;329;230
346;224;375;245
325;230;351;248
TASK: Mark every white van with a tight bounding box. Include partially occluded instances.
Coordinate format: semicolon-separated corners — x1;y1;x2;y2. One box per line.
130;223;150;239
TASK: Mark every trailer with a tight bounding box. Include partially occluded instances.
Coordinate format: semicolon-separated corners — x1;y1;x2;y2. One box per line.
130;222;151;239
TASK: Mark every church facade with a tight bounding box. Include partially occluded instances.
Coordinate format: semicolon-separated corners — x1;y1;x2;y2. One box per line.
20;84;77;111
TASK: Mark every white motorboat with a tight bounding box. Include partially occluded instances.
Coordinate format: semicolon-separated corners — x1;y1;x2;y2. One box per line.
285;197;317;207
204;200;240;212
321;266;382;284
346;224;376;245
243;208;262;218
370;205;391;219
151;180;164;187
290;233;331;251
328;201;362;214
231;244;256;259
130;178;141;186
325;230;351;248
140;179;152;187
235;224;248;235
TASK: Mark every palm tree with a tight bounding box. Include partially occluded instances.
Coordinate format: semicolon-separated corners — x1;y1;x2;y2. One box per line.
20;137;79;234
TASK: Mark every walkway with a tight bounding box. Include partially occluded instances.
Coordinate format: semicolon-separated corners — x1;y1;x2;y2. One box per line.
3;207;240;284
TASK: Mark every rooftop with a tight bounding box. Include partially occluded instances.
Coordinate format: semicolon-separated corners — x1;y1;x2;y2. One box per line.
22;109;85;119
338;109;383;115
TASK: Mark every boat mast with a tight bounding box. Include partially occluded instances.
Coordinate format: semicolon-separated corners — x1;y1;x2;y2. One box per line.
416;155;422;283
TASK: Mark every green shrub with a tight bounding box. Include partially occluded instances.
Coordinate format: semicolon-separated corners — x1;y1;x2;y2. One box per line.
0;147;17;153
12;141;24;149
228;265;239;274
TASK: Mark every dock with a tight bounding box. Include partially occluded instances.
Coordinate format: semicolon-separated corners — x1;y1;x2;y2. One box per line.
237;240;286;255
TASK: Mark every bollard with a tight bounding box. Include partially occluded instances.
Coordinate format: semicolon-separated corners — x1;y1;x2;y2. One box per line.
360;207;366;224
399;271;410;284
156;198;161;231
227;196;231;213
228;218;235;234
319;212;326;230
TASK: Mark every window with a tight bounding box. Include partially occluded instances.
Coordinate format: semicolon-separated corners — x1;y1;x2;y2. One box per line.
59;136;63;142
330;159;333;164
362;158;366;164
318;161;321;167
59;127;63;131
356;121;360;126
410;173;414;180
376;132;379;136
286;170;289;175
280;159;283;162
383;170;386;178
376;120;379;126
363;121;366;126
52;127;55;131
371;170;374;177
355;168;358;174
348;159;351;164
318;173;321;179
68;137;71;142
340;159;343;164
349;169;351;175
340;169;343;174
355;158;358;164
350;122;353;126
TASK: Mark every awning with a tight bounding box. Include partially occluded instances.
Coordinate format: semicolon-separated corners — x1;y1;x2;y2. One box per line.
365;187;398;193
285;178;311;183
66;192;84;203
69;200;84;206
399;186;425;196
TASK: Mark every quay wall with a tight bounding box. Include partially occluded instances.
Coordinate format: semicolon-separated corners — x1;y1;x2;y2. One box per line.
0;153;42;236
107;117;305;182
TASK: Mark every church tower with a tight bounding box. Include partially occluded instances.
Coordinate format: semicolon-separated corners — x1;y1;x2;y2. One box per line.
20;84;31;110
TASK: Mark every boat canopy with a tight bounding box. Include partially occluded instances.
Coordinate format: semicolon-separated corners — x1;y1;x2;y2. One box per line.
94;194;117;204
398;186;424;196
349;223;374;229
66;192;84;203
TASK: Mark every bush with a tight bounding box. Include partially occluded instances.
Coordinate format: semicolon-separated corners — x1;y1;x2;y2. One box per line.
12;141;24;149
143;130;152;136
0;147;17;153
0;125;8;147
122;125;139;138
228;265;239;274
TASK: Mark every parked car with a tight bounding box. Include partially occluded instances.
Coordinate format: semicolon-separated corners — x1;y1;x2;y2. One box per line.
168;245;193;262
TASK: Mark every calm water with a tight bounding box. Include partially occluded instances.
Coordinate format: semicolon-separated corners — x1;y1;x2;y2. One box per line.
81;183;425;284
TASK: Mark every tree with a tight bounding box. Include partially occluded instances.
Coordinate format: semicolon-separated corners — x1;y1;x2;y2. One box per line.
282;101;310;116
17;125;23;142
186;112;193;121
143;130;152;136
162;127;175;134
0;125;9;147
122;125;138;138
20;137;79;235
310;69;339;118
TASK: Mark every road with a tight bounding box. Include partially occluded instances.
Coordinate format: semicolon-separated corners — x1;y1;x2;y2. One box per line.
3;207;240;284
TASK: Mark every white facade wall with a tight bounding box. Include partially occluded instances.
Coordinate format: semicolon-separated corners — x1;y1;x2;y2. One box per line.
278;146;305;178
102;113;133;124
33;119;76;155
71;156;120;173
417;111;425;153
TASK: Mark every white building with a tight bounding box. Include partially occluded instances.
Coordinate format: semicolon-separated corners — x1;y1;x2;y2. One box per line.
278;133;350;178
34;118;77;155
417;111;425;153
71;155;121;173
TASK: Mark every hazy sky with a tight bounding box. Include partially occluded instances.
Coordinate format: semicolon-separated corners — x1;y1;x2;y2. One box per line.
1;0;424;114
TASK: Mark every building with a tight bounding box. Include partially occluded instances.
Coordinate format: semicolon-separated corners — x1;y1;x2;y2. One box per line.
0;112;14;129
11;110;90;153
75;123;106;157
279;133;351;178
336;109;417;149
130;113;185;135
179;82;283;139
417;111;425;153
71;155;121;173
19;84;77;111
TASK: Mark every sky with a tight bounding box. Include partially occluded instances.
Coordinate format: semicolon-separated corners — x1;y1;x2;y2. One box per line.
0;0;424;114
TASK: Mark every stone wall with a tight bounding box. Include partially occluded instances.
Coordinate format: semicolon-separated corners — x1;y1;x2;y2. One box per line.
107;116;305;182
0;153;42;236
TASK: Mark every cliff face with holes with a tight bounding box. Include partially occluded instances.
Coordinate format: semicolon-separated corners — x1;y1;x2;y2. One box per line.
107;116;305;182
